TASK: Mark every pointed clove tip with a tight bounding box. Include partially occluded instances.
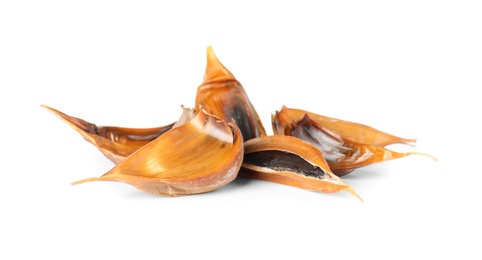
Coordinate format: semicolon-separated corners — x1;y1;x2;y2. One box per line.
409;152;438;162
203;46;235;82
40;104;60;116
40;104;52;111
402;138;417;147
40;105;65;118
71;177;100;186
345;186;364;202
206;46;218;63
206;45;214;53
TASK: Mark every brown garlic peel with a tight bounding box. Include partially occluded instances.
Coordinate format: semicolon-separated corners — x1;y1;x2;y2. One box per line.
41;104;176;164
42;46;436;200
291;114;437;176
195;46;266;141
240;135;362;201
71;108;244;197
272;105;416;147
172;105;196;129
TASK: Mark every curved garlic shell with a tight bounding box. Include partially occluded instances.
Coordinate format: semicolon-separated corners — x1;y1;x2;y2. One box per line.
195;46;266;141
42;104;175;164
241;135;362;201
291;114;436;176
272;105;416;147
72;108;244;197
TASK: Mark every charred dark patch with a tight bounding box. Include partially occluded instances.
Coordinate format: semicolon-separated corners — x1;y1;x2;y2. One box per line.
70;117;98;134
244;150;325;178
230;96;257;141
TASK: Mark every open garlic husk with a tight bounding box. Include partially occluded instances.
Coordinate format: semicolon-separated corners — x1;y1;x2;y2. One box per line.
272;105;416;147
195;46;266;141
287;114;436;176
41;46;437;200
41;104;195;164
71;107;244;196
240;135;362;201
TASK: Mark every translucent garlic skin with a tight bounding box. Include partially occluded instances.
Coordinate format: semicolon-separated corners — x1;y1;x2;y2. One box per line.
241;135;362;201
72;109;245;197
273;111;436;176
41;47;435;200
195;46;266;141
272;105;416;147
42;104;174;164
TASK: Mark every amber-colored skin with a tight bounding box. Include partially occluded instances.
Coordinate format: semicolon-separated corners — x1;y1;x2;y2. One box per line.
241;135;362;201
291;115;435;176
72;109;244;197
195;46;266;141
42;47;434;199
272;106;416;147
42;105;175;164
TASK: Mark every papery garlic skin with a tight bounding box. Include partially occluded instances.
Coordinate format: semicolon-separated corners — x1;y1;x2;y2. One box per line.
272;105;416;147
195;46;266;141
72;108;244;197
273;110;436;176
241;135;362;201
42;104;174;164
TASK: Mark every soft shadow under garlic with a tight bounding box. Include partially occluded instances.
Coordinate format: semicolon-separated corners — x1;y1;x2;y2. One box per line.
240;135;362;201
195;46;266;141
41;104;195;164
71;108;244;196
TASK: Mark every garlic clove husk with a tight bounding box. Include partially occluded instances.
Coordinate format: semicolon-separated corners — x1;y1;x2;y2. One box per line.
240;135;362;201
195;46;266;141
272;105;416;147
290;114;436;176
72;108;244;197
41;104;195;164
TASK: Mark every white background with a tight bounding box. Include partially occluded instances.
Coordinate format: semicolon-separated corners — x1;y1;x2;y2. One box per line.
1;1;481;259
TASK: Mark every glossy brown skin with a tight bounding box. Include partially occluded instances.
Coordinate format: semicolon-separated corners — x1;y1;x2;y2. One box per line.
241;135;362;200
272;106;416;147
42;105;174;164
42;47;435;199
291;115;432;176
72;109;244;197
195;47;266;141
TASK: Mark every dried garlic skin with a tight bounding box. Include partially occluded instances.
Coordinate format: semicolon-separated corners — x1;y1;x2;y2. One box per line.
72;108;244;197
195;46;266;141
290;115;435;176
241;135;362;201
42;104;176;164
272;105;416;147
42;47;437;200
